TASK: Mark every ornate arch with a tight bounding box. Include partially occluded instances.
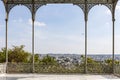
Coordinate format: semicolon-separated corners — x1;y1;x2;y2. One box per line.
87;3;115;17
5;4;33;15
4;3;45;20
34;4;45;14
24;4;33;14
75;4;85;14
6;4;16;13
87;4;96;13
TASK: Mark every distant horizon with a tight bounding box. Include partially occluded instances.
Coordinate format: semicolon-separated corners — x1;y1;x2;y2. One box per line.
36;53;120;55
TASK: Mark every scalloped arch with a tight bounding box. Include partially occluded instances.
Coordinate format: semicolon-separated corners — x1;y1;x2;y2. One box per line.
88;4;113;16
34;4;45;15
75;4;85;14
6;4;32;15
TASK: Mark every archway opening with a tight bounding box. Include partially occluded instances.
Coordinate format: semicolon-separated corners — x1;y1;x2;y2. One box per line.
88;5;112;73
7;5;33;73
35;4;85;73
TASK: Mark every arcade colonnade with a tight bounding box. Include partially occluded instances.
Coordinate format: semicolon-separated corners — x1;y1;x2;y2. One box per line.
1;0;118;73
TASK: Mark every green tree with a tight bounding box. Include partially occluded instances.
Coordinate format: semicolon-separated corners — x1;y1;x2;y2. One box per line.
41;55;57;65
0;48;6;63
34;54;40;63
29;54;40;63
105;59;119;65
80;55;97;64
8;45;30;63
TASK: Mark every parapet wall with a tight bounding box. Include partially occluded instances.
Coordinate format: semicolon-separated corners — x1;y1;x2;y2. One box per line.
0;63;6;73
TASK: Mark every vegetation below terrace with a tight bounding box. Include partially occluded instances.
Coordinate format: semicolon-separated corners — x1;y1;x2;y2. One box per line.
0;45;120;74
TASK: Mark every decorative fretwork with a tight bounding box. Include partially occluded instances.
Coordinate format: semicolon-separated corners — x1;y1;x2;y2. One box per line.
104;4;113;14
24;4;33;14
87;3;96;13
76;4;85;13
7;4;16;13
34;4;45;14
23;4;44;15
76;2;116;21
2;0;118;19
76;3;96;20
24;4;44;17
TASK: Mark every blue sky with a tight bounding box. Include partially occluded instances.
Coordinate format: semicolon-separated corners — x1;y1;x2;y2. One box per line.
0;1;120;54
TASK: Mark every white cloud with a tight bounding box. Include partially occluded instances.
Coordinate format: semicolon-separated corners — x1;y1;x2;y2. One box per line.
35;30;47;40
106;22;109;25
116;5;120;10
12;18;23;23
105;10;111;15
0;22;4;31
87;34;120;54
0;23;2;27
88;37;112;54
64;35;83;42
105;22;111;28
28;19;46;27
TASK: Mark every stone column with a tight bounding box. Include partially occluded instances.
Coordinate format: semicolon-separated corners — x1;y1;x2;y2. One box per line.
5;12;8;73
112;6;115;74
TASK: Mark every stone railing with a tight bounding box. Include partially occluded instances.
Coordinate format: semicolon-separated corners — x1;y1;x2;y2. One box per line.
0;63;6;73
6;63;113;74
115;64;120;76
7;63;84;73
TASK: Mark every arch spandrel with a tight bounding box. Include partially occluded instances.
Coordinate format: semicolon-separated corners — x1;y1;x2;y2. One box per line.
75;3;96;21
6;4;32;15
74;4;85;14
34;4;45;15
6;4;16;13
87;4;96;13
77;3;118;21
3;3;44;19
24;4;33;14
24;4;45;15
88;4;113;15
24;4;45;20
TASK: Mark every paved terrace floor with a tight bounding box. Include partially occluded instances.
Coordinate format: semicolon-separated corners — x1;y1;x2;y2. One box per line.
0;74;120;80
